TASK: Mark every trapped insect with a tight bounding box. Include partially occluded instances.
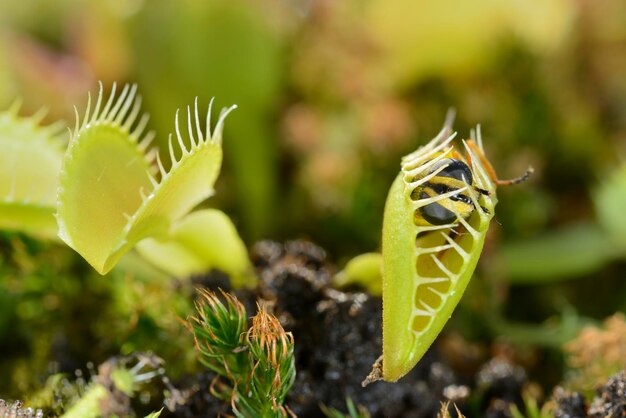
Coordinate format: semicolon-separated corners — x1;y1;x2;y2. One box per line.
412;149;531;227
364;110;532;384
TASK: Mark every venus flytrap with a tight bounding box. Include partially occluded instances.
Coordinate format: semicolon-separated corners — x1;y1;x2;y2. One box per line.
0;103;65;239
57;83;234;274
51;83;255;284
364;112;531;384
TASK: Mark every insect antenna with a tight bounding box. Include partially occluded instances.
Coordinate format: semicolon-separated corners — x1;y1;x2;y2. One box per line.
495;167;534;186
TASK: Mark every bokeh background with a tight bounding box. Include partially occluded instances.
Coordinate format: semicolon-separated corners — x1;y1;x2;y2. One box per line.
1;0;626;411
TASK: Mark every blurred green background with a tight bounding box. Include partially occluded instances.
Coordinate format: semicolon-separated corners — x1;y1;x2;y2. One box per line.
1;0;626;401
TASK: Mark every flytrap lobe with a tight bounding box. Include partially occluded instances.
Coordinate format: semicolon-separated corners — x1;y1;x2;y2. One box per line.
0;102;65;238
365;110;531;384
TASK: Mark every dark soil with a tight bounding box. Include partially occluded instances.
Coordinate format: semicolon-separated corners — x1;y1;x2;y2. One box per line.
174;240;529;418
553;387;587;418
588;371;626;418
6;240;622;418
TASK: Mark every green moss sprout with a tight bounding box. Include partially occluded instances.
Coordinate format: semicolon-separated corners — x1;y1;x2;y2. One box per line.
188;289;296;417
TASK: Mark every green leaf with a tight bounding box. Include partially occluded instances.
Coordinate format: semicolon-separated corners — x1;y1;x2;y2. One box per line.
501;222;616;283
57;84;235;274
0;104;64;238
334;252;382;295
144;409;163;418
136;209;255;287
321;398;371;418
111;367;136;396
509;395;553;418
501;163;626;284
61;384;108;418
594;162;626;251
486;308;587;348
